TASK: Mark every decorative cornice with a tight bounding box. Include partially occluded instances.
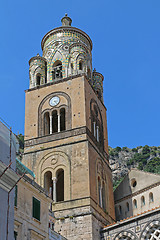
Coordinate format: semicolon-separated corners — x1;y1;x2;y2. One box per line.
24;126;109;162
24;126;87;147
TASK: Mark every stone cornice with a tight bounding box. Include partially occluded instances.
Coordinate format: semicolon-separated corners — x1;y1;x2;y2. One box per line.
25;74;106;111
24;126;109;162
25;73;85;93
24;126;87;147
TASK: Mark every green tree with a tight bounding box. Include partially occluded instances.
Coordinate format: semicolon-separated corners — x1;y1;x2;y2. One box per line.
144;157;160;174
16;134;24;151
132;148;138;152
142;145;150;155
115;146;121;152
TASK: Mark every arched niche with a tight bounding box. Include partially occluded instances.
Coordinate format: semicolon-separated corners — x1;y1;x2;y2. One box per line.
37;151;71;201
90;99;104;149
96;158;107;211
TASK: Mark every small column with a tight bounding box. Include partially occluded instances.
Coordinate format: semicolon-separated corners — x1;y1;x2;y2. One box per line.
96;126;99;142
100;186;103;208
93;122;96;137
50;114;52;134
52;177;57;202
58;111;60;132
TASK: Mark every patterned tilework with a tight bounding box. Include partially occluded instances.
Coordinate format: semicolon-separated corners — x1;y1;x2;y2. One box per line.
29;58;46;87
92;73;103;93
29;29;94;88
43;30;90;51
42;30;92;82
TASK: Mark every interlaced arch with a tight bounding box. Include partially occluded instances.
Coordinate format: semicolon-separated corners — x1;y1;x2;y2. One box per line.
141;220;160;240
114;230;137;240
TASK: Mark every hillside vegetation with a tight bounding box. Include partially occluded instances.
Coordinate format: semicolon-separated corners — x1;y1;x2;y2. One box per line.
109;145;160;189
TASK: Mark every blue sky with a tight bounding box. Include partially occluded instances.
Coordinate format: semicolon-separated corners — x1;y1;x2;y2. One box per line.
0;0;160;148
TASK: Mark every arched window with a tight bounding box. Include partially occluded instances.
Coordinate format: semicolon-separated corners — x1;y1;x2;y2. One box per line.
149;192;154;203
96;90;102;99
91;104;102;144
52;110;58;133
102;182;106;210
44;112;50;135
79;60;83;70
52;61;62;80
36;75;41;86
87;67;91;79
60;108;66;131
71;63;73;74
141;196;145;206
133;199;137;209
126;202;129;211
44;171;53;199
119;205;122;215
56;169;64;202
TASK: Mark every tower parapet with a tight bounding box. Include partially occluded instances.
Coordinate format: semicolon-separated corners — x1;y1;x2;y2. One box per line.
92;69;104;101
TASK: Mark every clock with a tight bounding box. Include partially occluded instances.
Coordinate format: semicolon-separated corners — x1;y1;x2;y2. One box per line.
49;96;60;106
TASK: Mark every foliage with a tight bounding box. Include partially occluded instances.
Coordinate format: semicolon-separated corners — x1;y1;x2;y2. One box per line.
122;147;128;152
110;145;160;189
142;145;150;155
115;146;121;152
17;134;24;150
150;151;156;156
113;177;124;191
16;134;24;159
132;148;138;152
144;157;160;174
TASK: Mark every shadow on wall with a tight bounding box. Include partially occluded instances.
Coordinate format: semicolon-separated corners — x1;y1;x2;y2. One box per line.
114;175;133;221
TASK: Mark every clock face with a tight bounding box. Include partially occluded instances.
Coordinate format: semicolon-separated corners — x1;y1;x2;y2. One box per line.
49;96;60;107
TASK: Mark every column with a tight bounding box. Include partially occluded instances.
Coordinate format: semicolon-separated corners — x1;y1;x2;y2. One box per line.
96;125;99;142
52;177;57;202
100;186;103;208
93;122;96;137
58;111;60;132
50;114;52;134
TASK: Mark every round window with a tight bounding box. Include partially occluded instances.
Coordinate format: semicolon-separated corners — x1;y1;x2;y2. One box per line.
131;178;137;187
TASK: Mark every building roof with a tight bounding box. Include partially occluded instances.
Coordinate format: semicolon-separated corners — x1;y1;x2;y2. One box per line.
103;205;160;230
16;158;35;178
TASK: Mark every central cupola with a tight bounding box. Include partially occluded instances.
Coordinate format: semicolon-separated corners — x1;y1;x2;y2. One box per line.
29;15;104;101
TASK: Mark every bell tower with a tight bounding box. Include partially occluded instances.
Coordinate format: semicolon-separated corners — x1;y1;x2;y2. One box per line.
23;15;115;239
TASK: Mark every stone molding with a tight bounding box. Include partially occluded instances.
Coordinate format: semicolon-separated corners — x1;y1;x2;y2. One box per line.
25;126;87;147
24;126;109;161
